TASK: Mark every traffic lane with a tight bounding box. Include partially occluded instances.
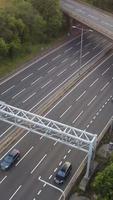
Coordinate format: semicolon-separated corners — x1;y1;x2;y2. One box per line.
2;41;110;111
0;32;109;103
47;53;113;124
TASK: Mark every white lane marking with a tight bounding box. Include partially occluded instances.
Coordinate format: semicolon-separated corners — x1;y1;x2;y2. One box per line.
87;124;89;128
38;63;48;70
70;60;78;66
76;90;86;101
0;125;13;138
48;67;56;73
72;110;83;123
43;183;46;187
40;135;43;140
63;155;67;159
49;175;52;180
60;105;72;118
23;92;36;103
54;141;57;146
12;88;26;99
9;185;22;200
16;146;34;166
37;190;42;195
90;120;93;124
41;80;52;89
1;85;15;95
82;51;89;58
102;67;110;76
52;54;61;61
100;82;109;91
31;77;42;86
89;78;99;87
99;108;102;112
45;52;113;117
87;95;97;106
21;73;33;82
0;176;7;184
96;112;99;116
0;132;28;160
31;154;47;174
93;116;96;120
64;47;73;53
61;58;68;63
102;105;104;108
59;161;62;166
68;149;71;154
54;168;57;172
57;69;67;76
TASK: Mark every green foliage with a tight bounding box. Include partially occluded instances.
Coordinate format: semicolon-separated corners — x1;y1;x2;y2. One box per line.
0;0;64;60
92;163;113;199
0;37;8;58
85;0;113;12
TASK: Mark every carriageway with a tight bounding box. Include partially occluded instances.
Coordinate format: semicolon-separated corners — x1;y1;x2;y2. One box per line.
61;0;113;41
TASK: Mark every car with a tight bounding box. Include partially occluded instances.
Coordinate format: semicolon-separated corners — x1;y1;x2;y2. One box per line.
0;149;20;170
54;161;72;184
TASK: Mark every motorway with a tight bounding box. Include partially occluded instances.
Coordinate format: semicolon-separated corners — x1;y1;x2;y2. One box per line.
0;31;113;200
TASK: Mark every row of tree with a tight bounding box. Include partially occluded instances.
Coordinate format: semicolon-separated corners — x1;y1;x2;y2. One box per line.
0;0;65;59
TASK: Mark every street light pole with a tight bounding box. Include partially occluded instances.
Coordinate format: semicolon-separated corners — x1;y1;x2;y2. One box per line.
38;176;65;200
72;26;93;69
80;27;83;68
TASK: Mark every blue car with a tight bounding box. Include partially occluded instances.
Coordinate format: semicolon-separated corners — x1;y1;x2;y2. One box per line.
0;149;20;170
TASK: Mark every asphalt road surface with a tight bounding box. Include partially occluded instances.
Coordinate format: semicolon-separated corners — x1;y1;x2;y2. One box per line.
0;32;113;200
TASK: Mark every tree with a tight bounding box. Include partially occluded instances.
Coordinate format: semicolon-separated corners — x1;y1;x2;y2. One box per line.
92;163;113;200
0;37;8;58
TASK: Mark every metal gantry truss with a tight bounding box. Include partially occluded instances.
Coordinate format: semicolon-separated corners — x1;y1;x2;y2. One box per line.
0;101;97;178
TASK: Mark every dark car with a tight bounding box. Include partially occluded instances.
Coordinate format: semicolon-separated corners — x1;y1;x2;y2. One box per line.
54;161;72;184
0;149;20;170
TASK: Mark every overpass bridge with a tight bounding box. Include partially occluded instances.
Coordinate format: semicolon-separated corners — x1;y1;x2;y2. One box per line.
61;0;113;41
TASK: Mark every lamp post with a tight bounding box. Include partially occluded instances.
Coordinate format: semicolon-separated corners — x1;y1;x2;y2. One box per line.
72;25;93;68
38;176;65;200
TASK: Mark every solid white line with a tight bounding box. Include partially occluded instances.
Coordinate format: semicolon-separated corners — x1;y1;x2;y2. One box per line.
0;125;13;138
23;92;36;103
31;154;47;174
41;80;52;89
21;73;33;82
16;146;34;166
57;69;67;76
52;54;61;61
102;67;110;76
12;88;26;99
89;78;99;87
48;66;56;73
31;77;42;86
100;82;109;91
0;176;7;184
76;90;86;101
0;132;28;160
61;58;68;63
70;60;78;66
72;110;83;123
64;47;73;53
87;95;97;106
82;51;89;58
38;63;48;70
46;52;113;116
9;185;22;200
60;105;72;118
1;85;15;95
